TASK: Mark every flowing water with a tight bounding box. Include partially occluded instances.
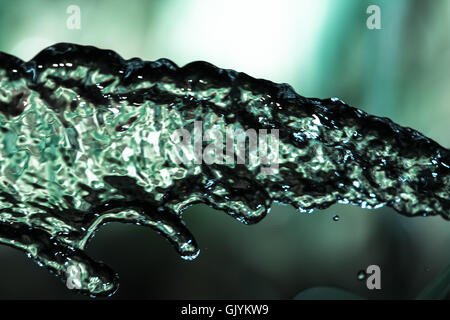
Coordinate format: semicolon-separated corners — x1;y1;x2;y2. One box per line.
0;43;449;296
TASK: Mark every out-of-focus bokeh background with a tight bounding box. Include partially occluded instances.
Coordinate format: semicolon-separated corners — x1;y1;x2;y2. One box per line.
0;0;449;299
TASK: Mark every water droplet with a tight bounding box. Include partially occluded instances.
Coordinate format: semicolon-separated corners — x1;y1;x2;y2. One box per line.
357;270;367;281
333;215;340;221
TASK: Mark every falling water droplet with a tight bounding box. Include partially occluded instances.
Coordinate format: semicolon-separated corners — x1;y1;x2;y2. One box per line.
357;270;367;281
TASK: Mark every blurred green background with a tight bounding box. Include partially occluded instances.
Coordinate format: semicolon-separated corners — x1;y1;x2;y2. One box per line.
0;0;449;299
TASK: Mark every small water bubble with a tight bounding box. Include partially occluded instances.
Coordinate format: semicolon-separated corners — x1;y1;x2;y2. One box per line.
357;270;367;281
333;215;340;221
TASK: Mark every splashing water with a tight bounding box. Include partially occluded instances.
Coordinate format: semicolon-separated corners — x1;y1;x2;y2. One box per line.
0;43;449;296
357;270;367;281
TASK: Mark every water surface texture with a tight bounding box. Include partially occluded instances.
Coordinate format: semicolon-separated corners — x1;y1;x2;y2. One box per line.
0;43;449;296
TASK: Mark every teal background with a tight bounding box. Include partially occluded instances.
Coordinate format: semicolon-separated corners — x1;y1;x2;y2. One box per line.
0;0;449;299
